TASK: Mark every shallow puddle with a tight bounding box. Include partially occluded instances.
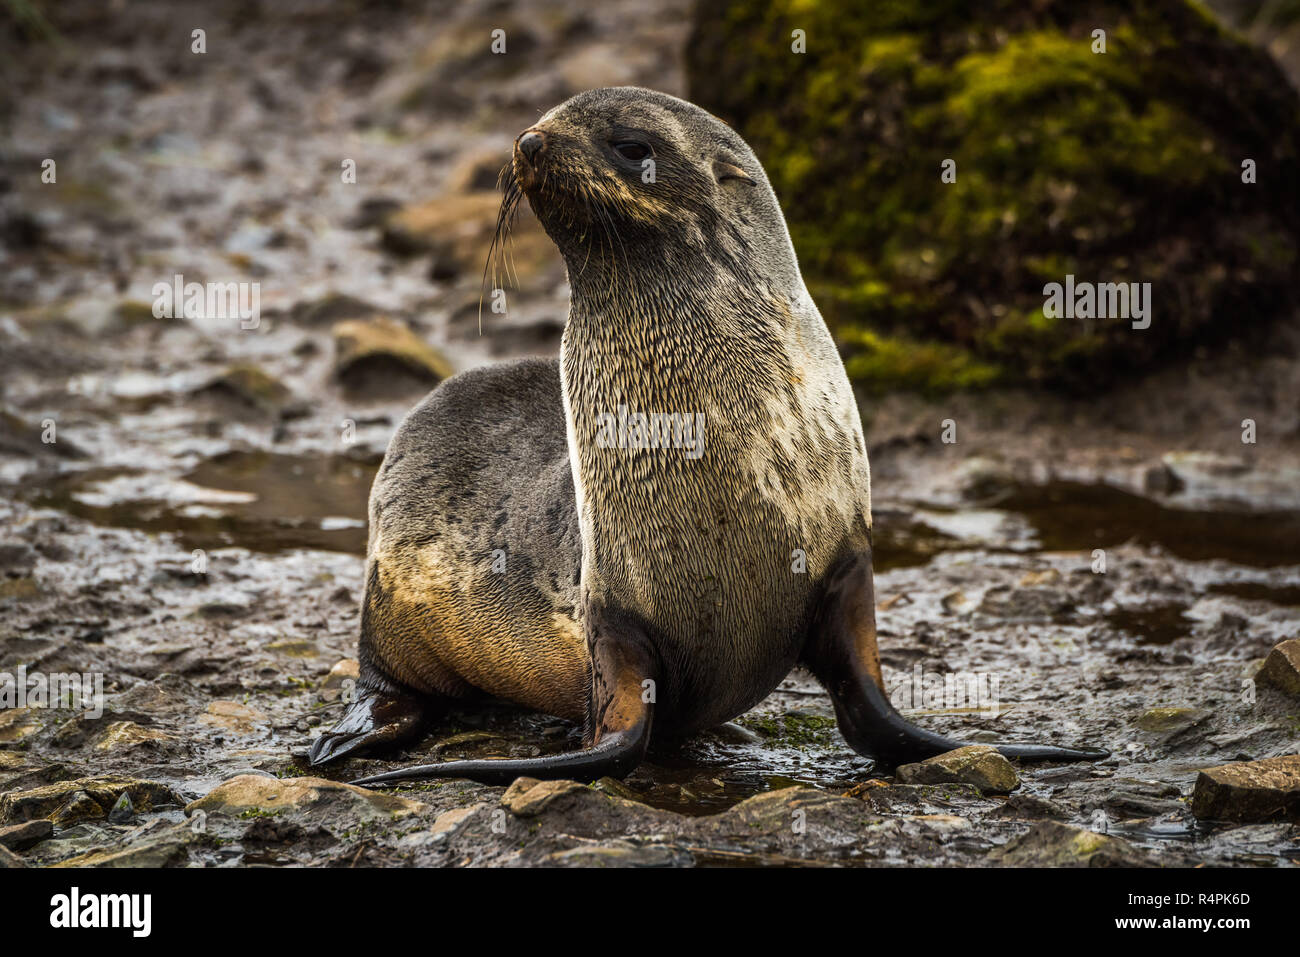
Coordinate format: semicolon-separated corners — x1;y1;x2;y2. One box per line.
28;452;377;555
1104;605;1196;646
1206;581;1300;605
1002;481;1300;568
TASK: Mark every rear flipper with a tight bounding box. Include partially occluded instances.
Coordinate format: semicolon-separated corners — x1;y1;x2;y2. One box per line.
807;547;1110;768
309;682;431;766
351;606;656;788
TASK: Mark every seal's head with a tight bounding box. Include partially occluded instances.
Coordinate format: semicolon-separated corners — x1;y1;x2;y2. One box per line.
497;87;803;297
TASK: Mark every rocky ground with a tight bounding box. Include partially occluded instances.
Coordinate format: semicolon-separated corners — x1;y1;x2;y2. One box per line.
1;0;1298;867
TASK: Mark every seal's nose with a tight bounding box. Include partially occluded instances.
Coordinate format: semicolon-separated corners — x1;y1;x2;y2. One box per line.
517;130;546;164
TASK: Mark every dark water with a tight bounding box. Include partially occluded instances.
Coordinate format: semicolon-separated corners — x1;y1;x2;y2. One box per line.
874;482;1299;570
1001;481;1300;568
29;451;377;555
1207;581;1300;605
1104;605;1196;646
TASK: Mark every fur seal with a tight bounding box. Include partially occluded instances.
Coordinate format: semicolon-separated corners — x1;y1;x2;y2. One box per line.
310;87;1108;785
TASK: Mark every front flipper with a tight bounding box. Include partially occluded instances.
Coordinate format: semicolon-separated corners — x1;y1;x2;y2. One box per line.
309;683;430;766
351;608;656;787
806;546;1110;768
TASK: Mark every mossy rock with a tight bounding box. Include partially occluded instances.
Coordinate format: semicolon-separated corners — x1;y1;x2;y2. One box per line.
380;191;560;286
687;0;1300;391
192;363;292;414
332;316;455;397
0;777;184;825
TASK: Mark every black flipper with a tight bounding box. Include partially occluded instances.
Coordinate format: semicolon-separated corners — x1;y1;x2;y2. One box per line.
351;606;657;788
350;725;648;786
808;546;1110;768
308;684;430;766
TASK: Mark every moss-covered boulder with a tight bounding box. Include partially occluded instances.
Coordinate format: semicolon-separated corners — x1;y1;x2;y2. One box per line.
687;0;1300;391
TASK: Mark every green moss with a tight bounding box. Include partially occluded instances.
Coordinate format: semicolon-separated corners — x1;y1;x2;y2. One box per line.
689;0;1300;391
839;327;1003;394
238;806;286;819
739;712;838;750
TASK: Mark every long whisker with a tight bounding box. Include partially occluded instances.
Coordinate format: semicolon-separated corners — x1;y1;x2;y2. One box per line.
480;162;522;336
576;182;596;279
596;195;629;307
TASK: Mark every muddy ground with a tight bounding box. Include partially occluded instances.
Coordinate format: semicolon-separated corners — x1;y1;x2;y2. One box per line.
1;0;1298;867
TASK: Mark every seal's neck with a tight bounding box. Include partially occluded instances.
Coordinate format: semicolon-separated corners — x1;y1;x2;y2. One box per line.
559;249;799;545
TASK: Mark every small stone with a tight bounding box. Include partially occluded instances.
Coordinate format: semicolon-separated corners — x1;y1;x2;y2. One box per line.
895;745;1020;795
332;316;454;396
286;292;383;327
1142;462;1182;495
1191;755;1300;823
107;791;135;824
445;149;512;194
1100;782;1184;818
93;721;175;752
842;778;891;799
379;192;500;258
192;364;292;415
185;774;425;821
195;601;250;619
956;456;1015;500
990;821;1153;866
719;786;852;834
200;700;270;735
991;792;1069;820
428;803;483;839
1018;568;1061;587
0;708;40;744
500;778;587;817
51;791;105;827
710;721;762;744
0;542;37;574
0;578;41;602
1258;639;1300;697
320;658;359;702
0;819;53;851
1135;707;1210;734
378;192;558;285
976;585;1074;620
0;751;30;770
0;844;27;868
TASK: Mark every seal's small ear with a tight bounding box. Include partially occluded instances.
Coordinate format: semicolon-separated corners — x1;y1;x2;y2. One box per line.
713;159;756;187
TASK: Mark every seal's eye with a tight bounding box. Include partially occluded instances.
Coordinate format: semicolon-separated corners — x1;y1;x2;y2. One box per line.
611;141;651;162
